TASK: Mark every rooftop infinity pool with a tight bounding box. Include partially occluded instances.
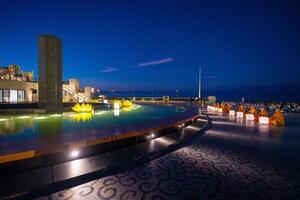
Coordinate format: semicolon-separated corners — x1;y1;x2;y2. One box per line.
0;104;199;157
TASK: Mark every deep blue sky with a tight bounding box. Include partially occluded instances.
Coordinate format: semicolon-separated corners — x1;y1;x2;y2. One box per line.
1;0;300;101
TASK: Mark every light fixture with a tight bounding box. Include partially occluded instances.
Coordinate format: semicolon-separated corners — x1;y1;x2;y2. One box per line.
70;150;80;158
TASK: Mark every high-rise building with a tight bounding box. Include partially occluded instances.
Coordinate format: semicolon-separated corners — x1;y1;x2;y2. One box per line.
38;34;63;113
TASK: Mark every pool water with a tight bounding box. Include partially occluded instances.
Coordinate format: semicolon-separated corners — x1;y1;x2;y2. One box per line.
0;104;198;155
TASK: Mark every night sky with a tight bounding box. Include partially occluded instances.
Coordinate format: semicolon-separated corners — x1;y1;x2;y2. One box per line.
1;0;300;101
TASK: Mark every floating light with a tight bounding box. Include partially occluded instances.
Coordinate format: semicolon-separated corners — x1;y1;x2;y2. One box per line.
16;116;31;119
72;113;93;122
72;103;94;113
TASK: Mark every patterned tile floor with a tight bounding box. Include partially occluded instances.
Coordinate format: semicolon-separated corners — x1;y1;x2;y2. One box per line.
38;113;300;200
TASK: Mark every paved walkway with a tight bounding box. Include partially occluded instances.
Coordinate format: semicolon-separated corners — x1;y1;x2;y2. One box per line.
38;112;300;200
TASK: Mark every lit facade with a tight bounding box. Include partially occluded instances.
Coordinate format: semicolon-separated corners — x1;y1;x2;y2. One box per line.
0;65;94;103
0;64;37;103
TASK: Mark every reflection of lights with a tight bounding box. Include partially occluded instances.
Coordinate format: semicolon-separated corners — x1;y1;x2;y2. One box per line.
72;113;93;122
122;107;133;112
185;125;201;131
229;115;235;121
212;121;244;127
70;150;80;158
34;116;47;120
94;111;107;115
197;118;207;122
155;137;175;146
207;129;279;145
246;120;255;127
0;118;8;122
258;124;270;134
17;116;31;119
236;117;244;123
68;159;85;178
50;114;62;117
114;109;120;116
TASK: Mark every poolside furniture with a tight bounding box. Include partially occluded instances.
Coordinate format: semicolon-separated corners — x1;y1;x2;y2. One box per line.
270;109;285;126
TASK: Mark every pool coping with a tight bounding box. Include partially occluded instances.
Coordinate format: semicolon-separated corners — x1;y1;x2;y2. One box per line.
0;113;210;199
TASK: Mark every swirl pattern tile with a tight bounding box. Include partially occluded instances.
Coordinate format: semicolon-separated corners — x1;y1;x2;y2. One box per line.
41;113;300;200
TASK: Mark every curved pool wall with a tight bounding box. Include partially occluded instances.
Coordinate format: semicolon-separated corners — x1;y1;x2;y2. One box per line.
0;104;200;160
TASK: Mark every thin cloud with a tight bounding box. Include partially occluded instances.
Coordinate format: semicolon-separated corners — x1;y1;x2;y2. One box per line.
101;67;118;73
137;58;174;67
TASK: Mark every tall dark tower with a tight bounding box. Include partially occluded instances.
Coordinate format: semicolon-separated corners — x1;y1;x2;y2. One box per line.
38;34;63;113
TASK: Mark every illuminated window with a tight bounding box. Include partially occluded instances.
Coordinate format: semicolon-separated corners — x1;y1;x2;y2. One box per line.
17;90;25;102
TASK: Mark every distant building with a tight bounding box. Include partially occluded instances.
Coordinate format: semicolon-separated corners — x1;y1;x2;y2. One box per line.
38;34;63;113
0;65;93;104
0;64;37;103
0;34;95;105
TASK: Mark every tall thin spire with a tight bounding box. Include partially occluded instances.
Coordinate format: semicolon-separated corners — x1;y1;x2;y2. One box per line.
198;66;201;98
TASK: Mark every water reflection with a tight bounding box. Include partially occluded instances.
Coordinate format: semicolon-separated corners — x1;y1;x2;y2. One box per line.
39;116;63;135
71;113;93;122
175;106;187;113
0;118;35;136
122;107;132;112
114;109;120;116
246;120;255;127
258;124;270;134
